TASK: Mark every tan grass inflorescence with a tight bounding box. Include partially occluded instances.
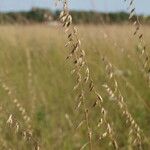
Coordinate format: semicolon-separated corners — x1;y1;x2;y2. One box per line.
0;0;149;149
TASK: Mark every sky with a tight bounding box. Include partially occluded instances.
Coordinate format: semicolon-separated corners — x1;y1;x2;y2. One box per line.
0;0;149;15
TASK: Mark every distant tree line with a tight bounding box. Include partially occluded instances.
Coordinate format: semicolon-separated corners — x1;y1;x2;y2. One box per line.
0;8;53;24
55;10;150;24
0;8;150;24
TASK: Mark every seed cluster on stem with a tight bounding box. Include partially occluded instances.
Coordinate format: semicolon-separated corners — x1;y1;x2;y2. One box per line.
124;0;150;87
59;0;118;149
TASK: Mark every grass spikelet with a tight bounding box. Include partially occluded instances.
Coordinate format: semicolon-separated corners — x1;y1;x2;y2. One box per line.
58;0;118;149
6;114;40;150
0;104;40;150
0;79;32;130
124;0;150;87
102;57;147;149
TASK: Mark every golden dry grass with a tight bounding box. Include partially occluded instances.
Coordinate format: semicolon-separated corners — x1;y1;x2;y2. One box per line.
0;24;149;149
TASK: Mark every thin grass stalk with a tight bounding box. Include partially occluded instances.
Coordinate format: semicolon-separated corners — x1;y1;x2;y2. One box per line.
0;105;40;150
25;48;36;115
102;57;146;149
0;79;32;130
58;0;118;149
123;0;150;87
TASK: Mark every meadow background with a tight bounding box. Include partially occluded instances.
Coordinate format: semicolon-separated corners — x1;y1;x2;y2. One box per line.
0;0;150;150
0;24;149;149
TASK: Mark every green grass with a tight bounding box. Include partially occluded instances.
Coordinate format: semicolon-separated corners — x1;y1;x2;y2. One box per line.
0;25;149;150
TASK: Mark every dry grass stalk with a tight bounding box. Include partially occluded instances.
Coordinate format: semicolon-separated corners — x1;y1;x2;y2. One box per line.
59;0;118;149
26;48;36;114
124;0;150;87
0;111;11;150
0;79;32;130
111;64;150;111
6;114;40;150
60;1;92;149
0;104;39;150
102;57;144;149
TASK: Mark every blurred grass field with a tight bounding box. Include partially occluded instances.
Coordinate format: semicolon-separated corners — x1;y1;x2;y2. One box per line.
0;25;150;149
